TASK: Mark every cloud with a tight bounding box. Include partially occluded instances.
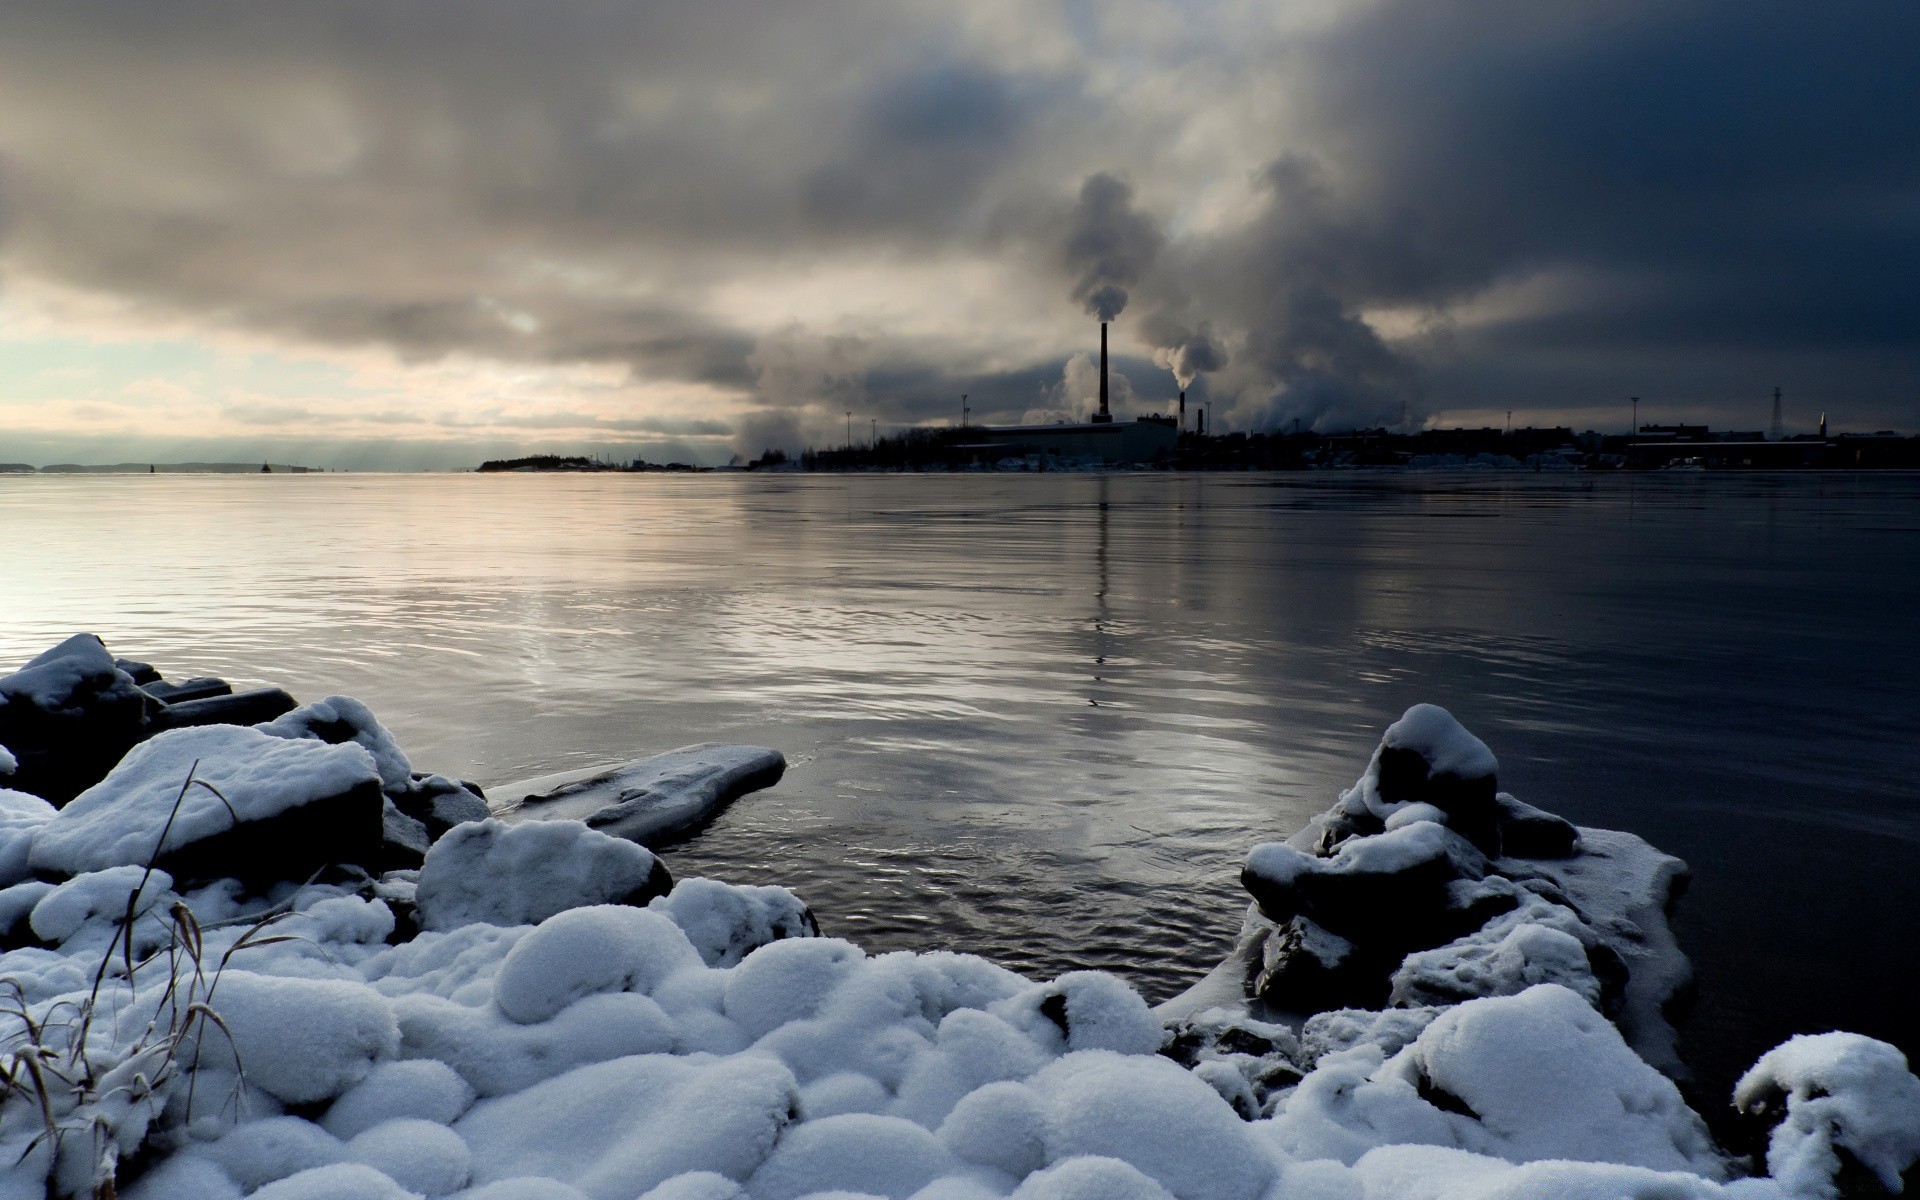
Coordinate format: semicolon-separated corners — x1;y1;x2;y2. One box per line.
0;0;1916;464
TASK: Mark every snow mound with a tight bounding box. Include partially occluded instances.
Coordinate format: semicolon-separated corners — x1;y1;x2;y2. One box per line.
649;876;818;967
194;970;400;1104
0;787;54;887
346;1118;473;1197
747;1112;955;1200
416;819;668;932
259;695;415;792
492;904;702;1024
1735;1032;1920;1198
30;724;381;875
322;1059;477;1140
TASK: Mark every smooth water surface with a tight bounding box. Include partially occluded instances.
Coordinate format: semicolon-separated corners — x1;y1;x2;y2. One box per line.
4;470;1917;1102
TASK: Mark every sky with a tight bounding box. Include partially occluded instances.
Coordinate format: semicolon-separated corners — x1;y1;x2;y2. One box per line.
1;0;1916;469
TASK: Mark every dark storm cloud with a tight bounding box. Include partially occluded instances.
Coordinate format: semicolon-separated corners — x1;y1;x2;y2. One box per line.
1;0;1917;450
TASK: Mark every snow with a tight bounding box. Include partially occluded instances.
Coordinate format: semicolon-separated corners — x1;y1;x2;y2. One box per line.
322;1059;477;1140
0;633;134;710
30;724;381;874
0;788;55;886
415;818;666;932
1734;1032;1920;1198
494;743;786;846
1382;705;1499;781
0;745;16;775
5;674;1915;1200
193;970;401;1104
259;694;416;792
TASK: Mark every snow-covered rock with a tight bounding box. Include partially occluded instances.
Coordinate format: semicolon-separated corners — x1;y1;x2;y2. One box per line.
29;724;386;883
1735;1032;1920;1199
0;787;55;887
191;970;400;1105
648;877;818;968
0;634;155;803
414;819;671;932
494;743;786;847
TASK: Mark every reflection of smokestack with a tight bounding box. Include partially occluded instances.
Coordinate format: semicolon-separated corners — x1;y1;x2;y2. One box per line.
1094;321;1112;423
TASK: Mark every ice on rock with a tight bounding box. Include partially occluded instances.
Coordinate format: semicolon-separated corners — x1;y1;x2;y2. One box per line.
0;788;53;887
1026;1051;1278;1200
455;1054;798;1198
415;819;670;933
1389;920;1599;1008
259;695;414;792
323;1059;477;1140
347;1118;474;1197
249;1162;422;1200
650;877;819;967
396;989;679;1097
492;904;702;1024
747;1112;957;1200
201;1116;347;1192
1734;1032;1920;1198
195;970;400;1104
30;724;382;877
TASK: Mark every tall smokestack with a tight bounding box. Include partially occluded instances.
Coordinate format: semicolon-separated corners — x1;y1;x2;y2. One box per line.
1094;322;1112;423
1178;389;1186;430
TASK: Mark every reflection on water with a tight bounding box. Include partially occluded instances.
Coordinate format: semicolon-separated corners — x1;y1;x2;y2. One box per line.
4;470;1918;1101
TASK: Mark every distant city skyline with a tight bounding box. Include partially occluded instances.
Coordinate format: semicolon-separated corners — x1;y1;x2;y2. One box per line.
1;0;1916;470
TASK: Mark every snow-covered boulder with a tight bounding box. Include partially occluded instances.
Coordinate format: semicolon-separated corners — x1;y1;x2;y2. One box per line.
1734;1032;1920;1199
495;743;786;847
648;877;819;968
492;905;703;1024
414;818;672;932
29;724;386;884
0;787;56;887
0;634;156;803
193;971;400;1105
259;695;415;792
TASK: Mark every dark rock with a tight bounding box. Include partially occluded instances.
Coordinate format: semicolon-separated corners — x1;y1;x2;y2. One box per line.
1495;793;1580;859
379;799;431;869
1376;745;1502;856
150;688;298;731
0;634;158;804
112;659;161;686
1243;825;1491;952
393;775;491;840
1253;915;1386;1012
153;777;387;889
141;677;234;704
1586;940;1631;1018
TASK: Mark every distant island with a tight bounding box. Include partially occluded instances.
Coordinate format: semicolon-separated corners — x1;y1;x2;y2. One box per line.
476;455;707;473
1;461;322;474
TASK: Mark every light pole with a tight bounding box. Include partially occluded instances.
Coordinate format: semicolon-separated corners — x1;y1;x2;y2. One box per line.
961;394;969;427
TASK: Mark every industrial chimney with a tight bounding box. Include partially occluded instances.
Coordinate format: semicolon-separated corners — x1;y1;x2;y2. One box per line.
1178;390;1186;430
1094;322;1112;424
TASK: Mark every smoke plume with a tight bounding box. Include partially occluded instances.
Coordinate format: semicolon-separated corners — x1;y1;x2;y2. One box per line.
1142;315;1228;388
1062;173;1162;322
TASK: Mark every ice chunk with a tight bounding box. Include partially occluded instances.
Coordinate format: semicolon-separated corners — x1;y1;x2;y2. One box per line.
196;970;400;1104
347;1118;473;1197
1734;1032;1920;1198
456;1054;798;1197
416;819;669;933
258;695;414;792
747;1112;956;1200
495;744;785;846
323;1059;477;1140
30;724;382;877
649;877;818;967
492;905;702;1024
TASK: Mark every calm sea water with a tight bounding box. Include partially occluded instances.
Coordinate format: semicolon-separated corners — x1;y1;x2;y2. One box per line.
3;470;1916;1105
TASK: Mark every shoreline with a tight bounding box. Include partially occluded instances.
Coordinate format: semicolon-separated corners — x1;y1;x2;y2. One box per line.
2;636;1917;1198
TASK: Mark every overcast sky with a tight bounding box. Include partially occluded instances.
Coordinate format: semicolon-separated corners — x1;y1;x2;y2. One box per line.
1;0;1916;468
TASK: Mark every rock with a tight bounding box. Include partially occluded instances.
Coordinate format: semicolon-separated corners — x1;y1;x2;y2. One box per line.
1340;704;1503;856
0;634;158;803
152;687;299;731
495;744;786;847
380;799;432;869
1253;915;1384;1012
393;774;491;840
1495;792;1580;858
112;658;161;685
414;818;673;932
1242;822;1490;951
29;724;387;886
141;676;234;704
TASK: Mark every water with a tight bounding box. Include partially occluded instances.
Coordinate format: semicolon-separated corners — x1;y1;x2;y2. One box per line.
3;469;1917;1107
